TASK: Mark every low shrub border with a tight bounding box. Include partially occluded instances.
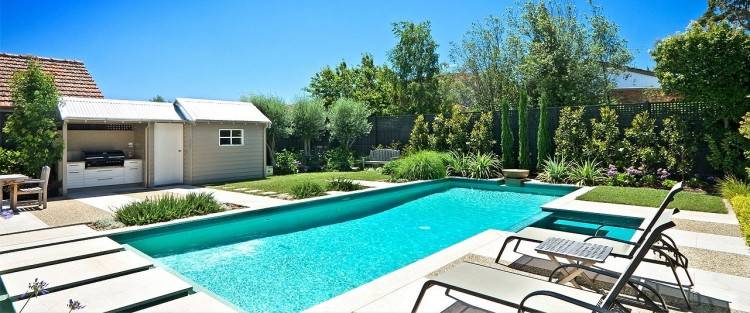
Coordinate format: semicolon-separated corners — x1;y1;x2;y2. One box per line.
730;196;750;245
115;192;224;226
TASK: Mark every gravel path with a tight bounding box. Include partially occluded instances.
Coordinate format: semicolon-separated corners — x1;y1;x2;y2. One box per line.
29;198;112;227
674;218;743;237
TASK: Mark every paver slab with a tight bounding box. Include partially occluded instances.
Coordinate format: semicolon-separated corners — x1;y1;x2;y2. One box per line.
12;268;192;312
0;237;122;274
0;224;95;252
2;250;152;299
136;292;237;312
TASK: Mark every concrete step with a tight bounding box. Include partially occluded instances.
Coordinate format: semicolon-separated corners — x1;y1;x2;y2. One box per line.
12;268;192;312
0;237;123;274
0;224;96;253
137;292;238;313
1;250;153;300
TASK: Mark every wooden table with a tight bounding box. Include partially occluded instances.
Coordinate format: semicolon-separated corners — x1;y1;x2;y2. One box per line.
535;237;613;288
0;174;29;210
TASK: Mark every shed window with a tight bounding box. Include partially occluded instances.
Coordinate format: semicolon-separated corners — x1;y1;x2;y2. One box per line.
219;129;243;146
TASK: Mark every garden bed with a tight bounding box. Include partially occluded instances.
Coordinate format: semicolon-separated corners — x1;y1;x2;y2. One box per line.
208;171;388;196
576;186;726;213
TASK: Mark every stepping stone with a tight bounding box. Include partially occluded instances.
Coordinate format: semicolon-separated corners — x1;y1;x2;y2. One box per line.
12;268;192;313
246;189;261;193
0;224;95;253
137;292;237;312
259;191;278;196
234;188;249;191
1;250;152;300
0;237;123;274
275;194;294;200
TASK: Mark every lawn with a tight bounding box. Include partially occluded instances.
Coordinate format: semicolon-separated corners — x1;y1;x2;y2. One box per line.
577;186;726;213
209;171;389;195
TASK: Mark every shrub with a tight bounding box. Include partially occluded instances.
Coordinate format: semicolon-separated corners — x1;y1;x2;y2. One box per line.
720;176;750;199
115;193;223;226
569;160;605;186
0;147;21;174
407;115;431;151
327;98;372;148
623;112;658;170
468;152;500;179
328;177;363;191
536;91;552;169
382;160;399;176
585;106;620;166
500;99;515;167
445;152;470;177
706;130;750;177
429;113;449;151
290;181;326;199
537;156;571;184
469;111;495;153
517;90;530;169
273;149;301;175
447;105;470;153
91;217;126;230
390;150;448;181
554;106;587;159
659;116;696;178
323;147;354;171
730;195;750;245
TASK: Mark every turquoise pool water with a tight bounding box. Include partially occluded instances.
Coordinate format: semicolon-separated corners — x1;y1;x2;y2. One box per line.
114;180;570;312
531;210;643;241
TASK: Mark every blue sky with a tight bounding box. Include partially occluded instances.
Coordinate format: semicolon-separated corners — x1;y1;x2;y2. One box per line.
1;0;706;103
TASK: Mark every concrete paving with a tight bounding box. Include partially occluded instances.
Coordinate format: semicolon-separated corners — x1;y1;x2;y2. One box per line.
12;268;191;312
1;250;152;299
0;209;48;235
0;224;96;253
0;237;123;274
136;292;238;312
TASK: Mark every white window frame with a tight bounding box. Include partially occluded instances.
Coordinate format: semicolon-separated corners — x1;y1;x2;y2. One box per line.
219;129;244;146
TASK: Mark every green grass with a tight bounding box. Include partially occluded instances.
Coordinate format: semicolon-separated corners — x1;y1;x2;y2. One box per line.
211;171;389;195
577;186;727;213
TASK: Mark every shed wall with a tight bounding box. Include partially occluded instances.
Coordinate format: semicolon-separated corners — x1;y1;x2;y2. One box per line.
184;123;265;184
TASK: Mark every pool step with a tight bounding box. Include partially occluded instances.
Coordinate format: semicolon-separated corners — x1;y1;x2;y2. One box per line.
1;250;153;300
0;224;96;253
12;268;192;312
0;237;123;274
137;292;238;312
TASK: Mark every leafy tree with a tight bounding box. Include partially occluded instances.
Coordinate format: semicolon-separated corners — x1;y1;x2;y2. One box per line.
327;98;372;149
623;112;658;170
429;113;449;151
584;106;621;166
659;116;697;177
150;95;167;102
517;89;530;169
307;66;344;108
554;106;587;159
2;60;63;176
437;70;474;110
240;94;293;162
652;21;750;128
469;112;495;153
446;105;470;152
698;0;750;30
389;21;442;114
407;114;431;151
536;90;552;169
500;99;515;167
292;98;327;156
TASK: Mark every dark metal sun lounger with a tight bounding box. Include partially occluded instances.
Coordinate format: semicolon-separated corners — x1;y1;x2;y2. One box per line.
412;214;678;313
495;181;693;307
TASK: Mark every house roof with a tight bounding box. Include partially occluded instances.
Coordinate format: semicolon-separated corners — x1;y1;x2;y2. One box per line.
59;97;185;122
0;53;103;109
174;98;271;124
624;66;656;77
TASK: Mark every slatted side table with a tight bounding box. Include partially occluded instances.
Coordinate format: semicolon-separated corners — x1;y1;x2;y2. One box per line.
535;237;613;288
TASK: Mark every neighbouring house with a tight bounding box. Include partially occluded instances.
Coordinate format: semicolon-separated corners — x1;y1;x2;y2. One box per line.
0;53;103;145
610;66;680;103
58;97;270;195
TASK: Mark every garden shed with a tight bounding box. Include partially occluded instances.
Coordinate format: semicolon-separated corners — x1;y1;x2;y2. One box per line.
57;97;270;194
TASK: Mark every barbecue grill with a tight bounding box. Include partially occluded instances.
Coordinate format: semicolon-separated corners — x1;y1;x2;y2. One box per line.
83;150;126;168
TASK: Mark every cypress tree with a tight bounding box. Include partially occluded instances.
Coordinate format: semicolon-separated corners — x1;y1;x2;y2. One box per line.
517;89;530;169
501;99;515;167
536;91;552;169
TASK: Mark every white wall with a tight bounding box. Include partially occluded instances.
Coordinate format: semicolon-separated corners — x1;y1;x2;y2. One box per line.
612;71;661;89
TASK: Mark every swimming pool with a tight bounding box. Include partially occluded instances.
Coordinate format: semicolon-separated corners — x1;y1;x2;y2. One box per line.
114;179;574;312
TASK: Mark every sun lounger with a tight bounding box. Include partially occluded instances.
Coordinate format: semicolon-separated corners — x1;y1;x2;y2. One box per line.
412;214;677;313
496;182;692;307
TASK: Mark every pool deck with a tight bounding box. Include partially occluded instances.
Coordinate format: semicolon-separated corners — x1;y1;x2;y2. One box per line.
1;180;749;312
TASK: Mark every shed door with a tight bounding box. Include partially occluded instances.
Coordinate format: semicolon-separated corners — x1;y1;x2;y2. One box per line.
154;123;183;185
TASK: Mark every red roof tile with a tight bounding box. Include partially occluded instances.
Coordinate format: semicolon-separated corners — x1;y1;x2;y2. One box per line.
0;53;103;109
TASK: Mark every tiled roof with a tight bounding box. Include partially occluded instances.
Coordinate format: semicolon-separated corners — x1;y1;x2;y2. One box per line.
0;53;103;109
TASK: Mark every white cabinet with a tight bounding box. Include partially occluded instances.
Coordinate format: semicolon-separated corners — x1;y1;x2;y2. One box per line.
66;159;143;189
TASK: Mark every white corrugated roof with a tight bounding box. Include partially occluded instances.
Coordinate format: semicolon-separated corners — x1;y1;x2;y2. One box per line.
59;97;185;122
174;98;271;123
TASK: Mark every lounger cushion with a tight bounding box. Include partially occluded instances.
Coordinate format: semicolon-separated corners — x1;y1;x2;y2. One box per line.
431;262;604;312
517;227;636;256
